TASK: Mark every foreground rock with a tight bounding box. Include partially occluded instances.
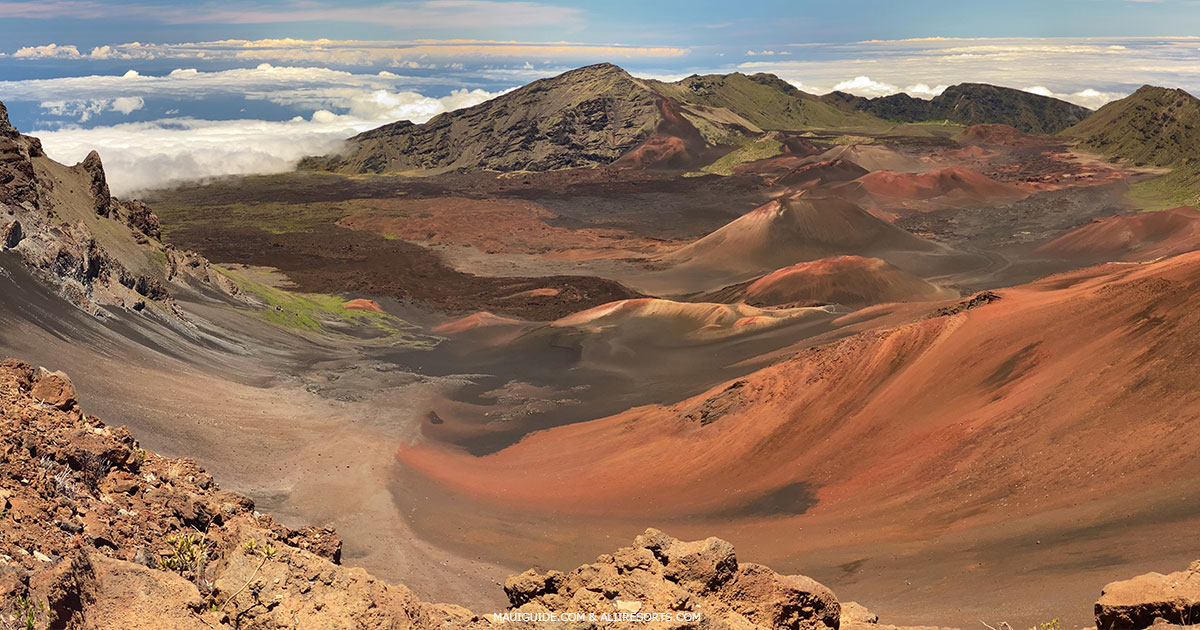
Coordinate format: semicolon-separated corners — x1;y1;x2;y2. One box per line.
0;357;877;629
1096;560;1200;629
503;528;839;629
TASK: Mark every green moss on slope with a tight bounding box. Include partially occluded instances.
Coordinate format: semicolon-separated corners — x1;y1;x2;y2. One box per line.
1127;163;1200;211
213;266;431;346
1062;86;1200;167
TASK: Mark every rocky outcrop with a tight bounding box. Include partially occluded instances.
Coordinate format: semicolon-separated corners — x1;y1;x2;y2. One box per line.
80;150;118;219
1096;560;1200;629
503;528;839;629
0;99;234;316
0;100;44;210
0;357;871;630
1;218;20;248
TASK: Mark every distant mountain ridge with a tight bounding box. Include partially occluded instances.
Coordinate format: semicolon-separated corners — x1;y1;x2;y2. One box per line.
822;83;1093;134
1061;85;1200;166
303;63;883;175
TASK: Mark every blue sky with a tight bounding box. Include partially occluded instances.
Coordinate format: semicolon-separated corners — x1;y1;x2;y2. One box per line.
4;0;1200;192
5;0;1200;49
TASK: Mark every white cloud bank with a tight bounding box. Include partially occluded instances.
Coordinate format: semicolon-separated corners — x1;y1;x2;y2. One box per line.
3;38;689;66
39;97;145;122
34;116;375;195
17;66;506;195
3;64;507;122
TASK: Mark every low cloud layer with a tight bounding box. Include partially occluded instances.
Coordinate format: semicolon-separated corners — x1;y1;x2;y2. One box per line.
2;37;689;66
34;116;369;196
28;79;503;195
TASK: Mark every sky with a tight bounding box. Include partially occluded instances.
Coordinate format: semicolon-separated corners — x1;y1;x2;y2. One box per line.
4;0;1200;193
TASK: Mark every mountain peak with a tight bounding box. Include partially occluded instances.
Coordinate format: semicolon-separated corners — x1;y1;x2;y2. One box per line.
1063;84;1200;166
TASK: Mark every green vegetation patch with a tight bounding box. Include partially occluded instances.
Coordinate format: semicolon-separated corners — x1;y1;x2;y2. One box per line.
154;201;351;239
214;266;432;346
701;137;784;175
1127;163;1200;211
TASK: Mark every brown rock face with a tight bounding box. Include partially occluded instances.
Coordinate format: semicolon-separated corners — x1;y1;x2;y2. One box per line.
1096;560;1200;629
117;199;163;240
1;219;20;248
502;527;839;630
29;367;78;410
80;150;118;219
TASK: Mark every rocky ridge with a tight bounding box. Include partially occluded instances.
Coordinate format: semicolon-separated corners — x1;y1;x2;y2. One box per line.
822;83;1092;134
0;100;236;317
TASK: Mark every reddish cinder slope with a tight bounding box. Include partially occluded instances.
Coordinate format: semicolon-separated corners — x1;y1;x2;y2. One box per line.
1037;206;1200;262
660;197;945;277
851;167;1029;210
737;256;955;308
397;252;1200;532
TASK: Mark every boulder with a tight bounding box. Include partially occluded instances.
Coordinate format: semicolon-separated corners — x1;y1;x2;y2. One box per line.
1097;561;1200;629
719;563;840;630
842;601;880;625
31;367;78;411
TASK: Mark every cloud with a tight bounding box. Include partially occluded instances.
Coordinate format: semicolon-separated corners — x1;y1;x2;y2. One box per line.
0;1;109;19
0;0;583;29
826;76;948;99
32;115;374;195
2;65;506;123
13;43;81;58
24;77;503;193
6;38;689;66
1021;86;1124;110
39;96;144;122
111;96;145;114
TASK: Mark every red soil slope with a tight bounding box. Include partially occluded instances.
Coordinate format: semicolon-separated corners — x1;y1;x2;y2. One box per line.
1036;206;1200;262
660;197;944;277
343;298;384;313
852;167;1029;210
738;256;955;308
398;251;1200;537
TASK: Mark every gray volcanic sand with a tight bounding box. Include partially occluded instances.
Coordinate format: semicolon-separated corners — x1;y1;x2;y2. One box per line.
0;255;512;609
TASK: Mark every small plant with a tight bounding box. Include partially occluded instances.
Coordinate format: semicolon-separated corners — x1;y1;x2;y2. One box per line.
16;596;45;630
1029;620;1060;630
52;470;77;500
159;534;205;577
79;453;111;492
133;448;147;467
